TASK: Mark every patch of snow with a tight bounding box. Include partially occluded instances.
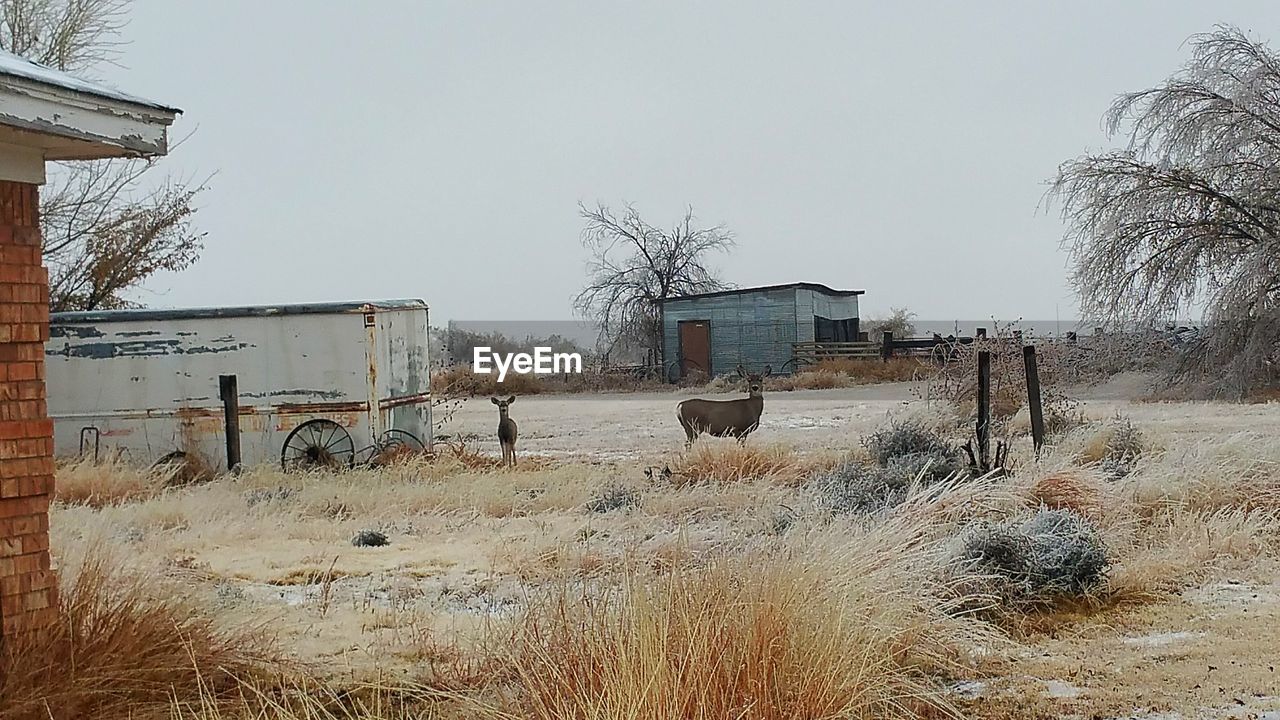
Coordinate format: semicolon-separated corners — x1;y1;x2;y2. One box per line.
1044;680;1084;699
1121;630;1201;648
948;680;985;699
0;47;174;110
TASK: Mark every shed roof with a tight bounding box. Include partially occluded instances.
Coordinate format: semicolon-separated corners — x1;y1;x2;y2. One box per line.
661;282;864;304
0;49;178;112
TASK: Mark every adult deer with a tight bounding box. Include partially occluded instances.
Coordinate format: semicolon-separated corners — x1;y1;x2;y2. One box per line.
676;365;770;447
491;396;518;468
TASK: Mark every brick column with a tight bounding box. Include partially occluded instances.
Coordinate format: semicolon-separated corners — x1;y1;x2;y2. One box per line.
0;179;56;637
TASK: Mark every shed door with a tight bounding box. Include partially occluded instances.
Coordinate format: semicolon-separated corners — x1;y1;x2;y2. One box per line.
678;320;711;378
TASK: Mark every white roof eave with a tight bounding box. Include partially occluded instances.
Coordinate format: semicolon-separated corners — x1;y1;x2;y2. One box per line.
0;49;179;161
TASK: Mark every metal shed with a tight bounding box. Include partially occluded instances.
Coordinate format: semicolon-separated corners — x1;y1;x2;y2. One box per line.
660;282;864;379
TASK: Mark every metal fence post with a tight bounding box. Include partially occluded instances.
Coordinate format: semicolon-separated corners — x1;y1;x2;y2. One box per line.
881;330;894;361
219;374;241;473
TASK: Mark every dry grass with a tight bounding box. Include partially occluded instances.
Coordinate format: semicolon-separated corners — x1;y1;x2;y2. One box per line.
0;551;277;720
671;442;826;486
497;522;1001;720
811;357;926;383
23;395;1280;719
54;456;176;507
1022;469;1107;521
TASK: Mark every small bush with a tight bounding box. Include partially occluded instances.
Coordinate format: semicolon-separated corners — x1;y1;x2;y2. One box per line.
812;461;910;515
352;529;390;547
813;451;969;516
864;419;954;466
959;508;1109;609
1025;470;1106;521
674;443;811;486
585;484;641;513
1079;414;1147;479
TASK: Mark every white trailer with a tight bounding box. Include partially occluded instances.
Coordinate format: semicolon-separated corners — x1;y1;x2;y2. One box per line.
45;299;432;470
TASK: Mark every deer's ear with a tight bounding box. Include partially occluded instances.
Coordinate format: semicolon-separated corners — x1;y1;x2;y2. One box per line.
763;365;772;377
490;397;500;405
644;467;653;479
662;465;672;478
506;395;516;404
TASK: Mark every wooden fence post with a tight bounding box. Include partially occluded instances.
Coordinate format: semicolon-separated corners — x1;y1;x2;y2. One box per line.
976;350;991;470
1023;345;1046;456
881;331;894;361
219;375;241;473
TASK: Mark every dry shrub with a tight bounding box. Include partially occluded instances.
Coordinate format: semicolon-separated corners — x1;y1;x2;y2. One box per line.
158;451;219;487
815;357;924;383
673;443;813;486
0;553;277;720
764;359;923;392
957;509;1110;612
768;368;848;391
925;323;1081;434
499;525;1001;720
55;457;170;507
1024;469;1106;521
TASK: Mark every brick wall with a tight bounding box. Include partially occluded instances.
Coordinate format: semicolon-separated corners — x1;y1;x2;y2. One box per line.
0;179;57;637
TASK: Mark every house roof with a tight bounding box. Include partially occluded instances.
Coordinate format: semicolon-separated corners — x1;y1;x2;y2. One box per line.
0;49;179;170
661;282;865;304
0;49;178;112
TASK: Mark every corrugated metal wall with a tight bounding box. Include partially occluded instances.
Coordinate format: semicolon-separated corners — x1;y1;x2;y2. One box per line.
662;287;862;377
662;287;800;376
796;289;860;342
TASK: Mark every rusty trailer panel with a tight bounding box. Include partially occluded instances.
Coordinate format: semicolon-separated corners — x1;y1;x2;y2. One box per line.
44;299;432;469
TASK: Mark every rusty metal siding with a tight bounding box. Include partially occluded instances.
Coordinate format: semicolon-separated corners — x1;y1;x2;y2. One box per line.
45;302;432;468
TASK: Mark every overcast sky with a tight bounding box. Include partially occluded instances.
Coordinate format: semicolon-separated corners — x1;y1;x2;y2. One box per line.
96;1;1277;323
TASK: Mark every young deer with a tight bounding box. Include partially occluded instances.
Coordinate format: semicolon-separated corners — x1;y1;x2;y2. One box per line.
676;365;771;447
491;396;518;468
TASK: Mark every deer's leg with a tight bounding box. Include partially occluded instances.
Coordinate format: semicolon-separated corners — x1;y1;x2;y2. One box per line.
511;445;518;468
680;418;698;448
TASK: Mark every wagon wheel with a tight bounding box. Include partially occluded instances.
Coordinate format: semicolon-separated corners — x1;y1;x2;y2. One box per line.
779;357;814;375
369;429;426;466
666;357;707;384
281;419;355;471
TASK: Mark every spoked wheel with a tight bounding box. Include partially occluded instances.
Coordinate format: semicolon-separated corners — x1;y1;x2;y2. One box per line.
779;357;813;375
370;429;426;466
281;419;355;471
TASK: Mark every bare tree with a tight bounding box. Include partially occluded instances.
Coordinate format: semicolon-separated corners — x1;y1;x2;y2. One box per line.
1;0;128;73
1;0;207;311
1050;25;1280;396
573;203;735;365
